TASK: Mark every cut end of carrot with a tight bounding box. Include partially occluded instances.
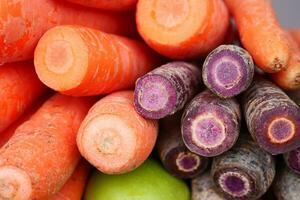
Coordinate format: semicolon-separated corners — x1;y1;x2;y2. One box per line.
34;26;88;92
78;114;136;174
267;117;295;144
0;166;32;200
175;152;201;173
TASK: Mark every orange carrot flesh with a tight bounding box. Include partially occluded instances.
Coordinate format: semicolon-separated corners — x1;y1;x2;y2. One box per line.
51;160;91;200
136;0;229;59
0;94;94;200
289;29;300;49
66;0;137;10
271;32;300;90
0;62;46;133
77;91;158;174
224;0;290;73
0;0;137;64
34;25;160;96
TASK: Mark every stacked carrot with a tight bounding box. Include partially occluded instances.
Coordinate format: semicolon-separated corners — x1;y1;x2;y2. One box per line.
0;0;300;199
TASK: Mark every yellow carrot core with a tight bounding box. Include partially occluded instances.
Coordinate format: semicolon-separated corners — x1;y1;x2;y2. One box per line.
267;118;295;144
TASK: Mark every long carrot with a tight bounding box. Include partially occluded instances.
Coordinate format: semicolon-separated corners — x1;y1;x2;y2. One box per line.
77;91;158;174
0;0;137;64
66;0;137;10
289;29;300;48
0;94;94;200
51;160;91;200
136;0;229;59
34;25;160;96
224;0;290;73
0;62;46;133
271;32;300;90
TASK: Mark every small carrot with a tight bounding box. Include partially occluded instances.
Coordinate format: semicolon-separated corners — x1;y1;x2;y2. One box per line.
77;91;158;174
51;160;91;200
136;0;229;59
34;25;160;96
224;0;290;73
0;62;46;133
0;0;137;64
289;29;300;48
0;94;94;200
66;0;137;10
271;32;300;90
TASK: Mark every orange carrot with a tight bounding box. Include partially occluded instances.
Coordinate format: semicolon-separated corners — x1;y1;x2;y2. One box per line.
34;25;160;96
0;0;137;64
289;29;300;49
77;91;158;174
136;0;229;59
66;0;137;10
271;32;300;90
51;160;91;200
224;0;290;73
0;62;46;133
0;94;94;200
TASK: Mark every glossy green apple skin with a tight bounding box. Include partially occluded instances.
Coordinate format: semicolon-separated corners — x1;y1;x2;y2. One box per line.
84;159;190;200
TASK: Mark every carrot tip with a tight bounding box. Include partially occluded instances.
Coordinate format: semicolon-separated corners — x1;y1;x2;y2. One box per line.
0;166;32;200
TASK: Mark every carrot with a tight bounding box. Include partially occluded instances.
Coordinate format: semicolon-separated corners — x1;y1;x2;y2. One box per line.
0;62;46;133
271;32;300;90
0;94;94;200
34;25;160;96
51;160;91;200
0;0;137;64
224;0;290;73
66;0;137;10
289;29;300;48
77;91;158;174
136;0;229;59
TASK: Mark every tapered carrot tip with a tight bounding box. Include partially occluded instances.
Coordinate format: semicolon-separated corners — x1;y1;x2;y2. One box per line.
284;148;300;174
0;166;32;200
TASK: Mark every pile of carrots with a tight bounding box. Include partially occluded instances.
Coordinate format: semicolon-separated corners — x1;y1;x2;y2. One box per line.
1;0;300;199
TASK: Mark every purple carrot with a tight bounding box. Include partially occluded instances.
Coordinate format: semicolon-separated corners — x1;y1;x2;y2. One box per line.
284;148;300;174
273;167;300;200
134;61;201;119
202;45;254;98
242;78;300;155
157;114;209;179
211;137;275;200
181;90;241;157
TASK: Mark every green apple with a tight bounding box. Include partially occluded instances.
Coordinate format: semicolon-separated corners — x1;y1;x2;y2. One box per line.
84;159;190;200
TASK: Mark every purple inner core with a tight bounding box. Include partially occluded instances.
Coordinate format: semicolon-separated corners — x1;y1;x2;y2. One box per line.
288;149;300;172
178;155;198;170
270;119;292;141
195;118;223;146
216;61;239;88
225;175;245;193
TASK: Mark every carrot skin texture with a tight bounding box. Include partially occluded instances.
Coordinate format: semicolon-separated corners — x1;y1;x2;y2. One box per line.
224;0;290;73
289;29;300;49
202;45;254;98
181;90;241;157
34;25;160;96
51;160;91;200
65;0;137;10
284;148;300;174
242;78;300;154
0;62;46;132
0;94;94;199
157;114;208;179
134;61;201;119
211;137;275;200
136;0;229;59
273;167;300;200
0;0;137;64
77;91;158;174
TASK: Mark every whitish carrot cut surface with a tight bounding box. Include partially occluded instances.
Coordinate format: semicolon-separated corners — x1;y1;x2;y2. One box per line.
66;0;138;10
225;0;290;73
0;94;94;199
77;91;158;174
34;25;160;96
136;0;229;59
0;0;137;64
0;62;46;132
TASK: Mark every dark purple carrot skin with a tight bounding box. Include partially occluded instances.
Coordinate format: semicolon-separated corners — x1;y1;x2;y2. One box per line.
242;78;300;155
202;45;254;98
287;90;300;106
157;114;209;179
134;61;201;119
211;137;275;200
181;90;241;157
284;148;300;174
273;167;300;200
192;171;227;200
